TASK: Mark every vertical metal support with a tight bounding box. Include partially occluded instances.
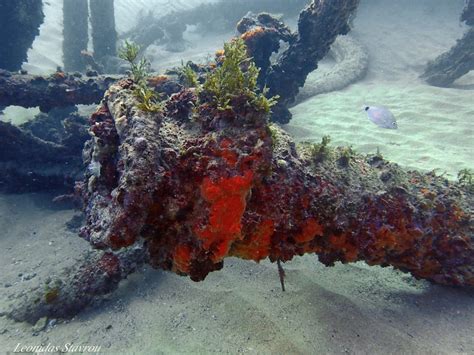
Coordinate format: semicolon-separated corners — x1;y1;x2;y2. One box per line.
89;0;117;63
62;0;89;72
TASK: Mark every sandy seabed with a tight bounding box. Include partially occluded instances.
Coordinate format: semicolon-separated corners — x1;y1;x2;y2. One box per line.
1;0;473;354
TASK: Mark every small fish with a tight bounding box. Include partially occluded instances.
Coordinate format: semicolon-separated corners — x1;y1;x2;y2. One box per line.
364;105;398;129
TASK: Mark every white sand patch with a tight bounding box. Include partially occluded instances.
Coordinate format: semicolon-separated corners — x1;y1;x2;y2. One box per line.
0;107;40;125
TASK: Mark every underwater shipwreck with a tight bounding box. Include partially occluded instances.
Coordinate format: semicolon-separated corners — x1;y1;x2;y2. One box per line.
0;0;473;345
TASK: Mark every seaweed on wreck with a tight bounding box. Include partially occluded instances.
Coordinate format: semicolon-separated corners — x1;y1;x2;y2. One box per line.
458;168;474;190
179;62;200;88
134;86;163;113
308;135;332;164
118;40;147;83
338;145;356;168
202;38;278;113
118;40;163;113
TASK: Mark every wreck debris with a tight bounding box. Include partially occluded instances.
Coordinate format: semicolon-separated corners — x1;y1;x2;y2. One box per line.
63;0;89;72
420;0;474;87
462;0;474;26
5;244;148;324
20;106;89;153
0;70;119;111
122;0;309;53
265;0;360;123
78;79;473;288
237;11;369;107
0;69;183;112
420;28;474;87
0;68;181;193
0;107;88;193
237;12;296;87
0;0;44;71
238;0;360;123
